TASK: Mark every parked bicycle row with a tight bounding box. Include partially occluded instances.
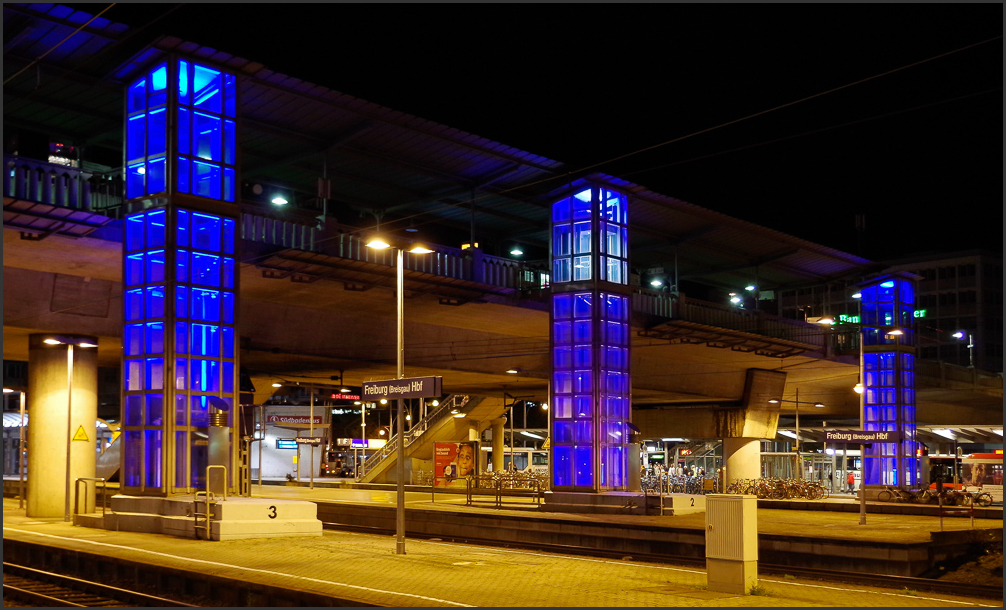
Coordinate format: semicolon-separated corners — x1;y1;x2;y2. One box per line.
877;485;994;507
723;477;831;500
640;474;718;494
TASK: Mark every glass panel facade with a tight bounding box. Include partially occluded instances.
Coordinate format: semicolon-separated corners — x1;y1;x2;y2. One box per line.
124;63;168;199
175;61;236;202
122;208;237;494
860;278;917;487
125;61;236;203
549;183;631;492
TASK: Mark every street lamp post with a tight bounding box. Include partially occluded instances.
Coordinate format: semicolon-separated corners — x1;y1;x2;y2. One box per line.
769;389;824;480
952;331;975;368
365;235;432;555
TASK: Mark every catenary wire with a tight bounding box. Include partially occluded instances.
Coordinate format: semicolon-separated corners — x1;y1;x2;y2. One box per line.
232;35;1001;271
3;4;118;86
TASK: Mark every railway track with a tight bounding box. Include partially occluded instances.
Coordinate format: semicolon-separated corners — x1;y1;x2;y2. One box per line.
2;562;198;607
318;518;1004;600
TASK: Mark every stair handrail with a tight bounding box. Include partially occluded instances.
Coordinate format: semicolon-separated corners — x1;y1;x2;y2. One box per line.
361;394;472;475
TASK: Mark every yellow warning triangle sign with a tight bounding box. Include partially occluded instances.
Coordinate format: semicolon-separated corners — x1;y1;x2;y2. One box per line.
72;425;89;442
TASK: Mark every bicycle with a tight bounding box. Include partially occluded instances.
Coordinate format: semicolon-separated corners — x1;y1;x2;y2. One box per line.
877;486;915;502
971;491;994;507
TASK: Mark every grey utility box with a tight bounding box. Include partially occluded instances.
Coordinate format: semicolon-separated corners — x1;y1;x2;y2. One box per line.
704;494;758;594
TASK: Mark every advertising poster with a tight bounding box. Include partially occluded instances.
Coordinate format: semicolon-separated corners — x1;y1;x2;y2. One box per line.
434;441;478;488
962;462;1003;503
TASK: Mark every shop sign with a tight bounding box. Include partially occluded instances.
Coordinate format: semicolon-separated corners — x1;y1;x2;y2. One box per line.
335;438;353;446
824;430;903;444
362;376;442;400
350;438;369;448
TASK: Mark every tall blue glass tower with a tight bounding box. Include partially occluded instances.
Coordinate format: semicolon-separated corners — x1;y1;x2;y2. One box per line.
549;184;632;492
121;58;239;496
859;275;918;488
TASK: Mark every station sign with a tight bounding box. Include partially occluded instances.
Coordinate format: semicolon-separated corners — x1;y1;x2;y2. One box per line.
824;430;903;444
362;376;442;400
267;415;323;425
296;437;324;446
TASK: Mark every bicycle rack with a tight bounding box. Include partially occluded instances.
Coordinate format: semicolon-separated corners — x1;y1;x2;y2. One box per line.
73;477;108;518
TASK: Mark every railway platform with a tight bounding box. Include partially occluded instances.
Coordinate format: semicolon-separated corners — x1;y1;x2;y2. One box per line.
4;484;1003;608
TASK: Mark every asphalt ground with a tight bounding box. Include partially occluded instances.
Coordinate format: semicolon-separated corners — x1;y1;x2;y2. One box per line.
3;491;1002;608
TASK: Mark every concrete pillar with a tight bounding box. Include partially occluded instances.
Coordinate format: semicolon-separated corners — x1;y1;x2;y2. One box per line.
467;421;478;442
490;417;506;472
27;334;98;518
722;437;761;485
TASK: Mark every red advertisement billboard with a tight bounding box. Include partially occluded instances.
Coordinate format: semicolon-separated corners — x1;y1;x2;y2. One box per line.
434;441;478;488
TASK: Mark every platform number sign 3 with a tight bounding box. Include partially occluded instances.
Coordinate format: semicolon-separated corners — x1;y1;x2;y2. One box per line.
268;506;277;519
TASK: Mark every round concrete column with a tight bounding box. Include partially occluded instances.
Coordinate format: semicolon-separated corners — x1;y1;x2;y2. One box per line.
490;417;506;472
722;437;761;485
27;334;98;519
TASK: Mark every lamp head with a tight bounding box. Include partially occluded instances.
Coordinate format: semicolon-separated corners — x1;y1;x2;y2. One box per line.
365;237;392;250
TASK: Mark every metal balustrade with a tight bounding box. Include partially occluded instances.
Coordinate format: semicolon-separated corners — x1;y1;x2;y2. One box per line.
5;153;838;354
4;155;123;212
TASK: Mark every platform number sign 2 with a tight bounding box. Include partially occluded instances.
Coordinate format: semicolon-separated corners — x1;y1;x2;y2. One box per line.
268;506;277;519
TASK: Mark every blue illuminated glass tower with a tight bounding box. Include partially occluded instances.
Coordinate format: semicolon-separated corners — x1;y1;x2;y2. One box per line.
858;275;918;488
549;184;631;492
121;59;239;496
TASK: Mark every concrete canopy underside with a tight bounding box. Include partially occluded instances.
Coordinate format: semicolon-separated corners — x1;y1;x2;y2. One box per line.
4;228;1001;441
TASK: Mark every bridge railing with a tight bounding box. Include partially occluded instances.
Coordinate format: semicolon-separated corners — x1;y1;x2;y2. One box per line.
632;288;827;349
915;359;1003;391
3;154;832;354
4;155;123;213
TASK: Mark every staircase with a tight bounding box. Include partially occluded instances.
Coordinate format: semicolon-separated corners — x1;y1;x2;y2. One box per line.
95;435;120;481
358;394;481;483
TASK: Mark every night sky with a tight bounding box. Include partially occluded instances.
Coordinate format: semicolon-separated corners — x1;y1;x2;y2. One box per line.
70;3;1003;261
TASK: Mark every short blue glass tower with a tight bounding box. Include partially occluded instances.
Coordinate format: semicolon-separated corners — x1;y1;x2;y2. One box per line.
121;59;239;496
549;183;632;492
858;275;918;488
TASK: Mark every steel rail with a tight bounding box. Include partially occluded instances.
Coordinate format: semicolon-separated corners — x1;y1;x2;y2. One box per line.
317;519;1003;600
3;562;198;607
